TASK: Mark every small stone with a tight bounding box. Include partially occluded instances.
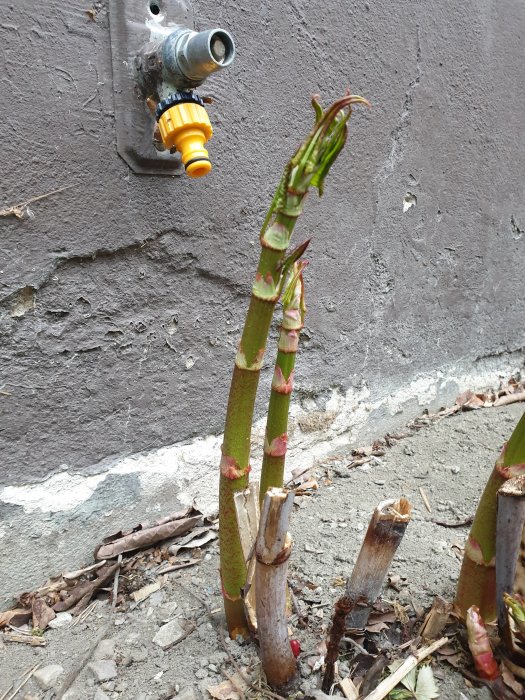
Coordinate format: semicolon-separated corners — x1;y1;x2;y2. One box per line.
403;445;415;456
131;647;148;663
94;638;116;661
48;612;73;629
373;479;385;485
149;589;165;606
208;663;218;672
157;601;178;621
153;619;186;649
195;668;208;680
94;691;111;700
176;689;196;700
300;662;312;678
88;660;118;683
62;690;85;700
34;664;64;690
451;465;460;474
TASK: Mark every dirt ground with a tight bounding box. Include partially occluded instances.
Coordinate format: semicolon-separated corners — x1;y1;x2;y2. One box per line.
2;402;524;700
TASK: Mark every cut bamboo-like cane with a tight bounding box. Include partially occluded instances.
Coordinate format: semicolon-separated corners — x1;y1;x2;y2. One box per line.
347;498;412;629
259;262;306;504
219;93;369;637
255;488;297;691
233;482;261;633
361;637;448;700
496;475;525;673
322;498;411;693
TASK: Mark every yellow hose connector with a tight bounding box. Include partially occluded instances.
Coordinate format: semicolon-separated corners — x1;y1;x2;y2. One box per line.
157;101;213;178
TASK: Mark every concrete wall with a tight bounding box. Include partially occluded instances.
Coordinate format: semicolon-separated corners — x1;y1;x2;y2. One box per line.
0;0;524;600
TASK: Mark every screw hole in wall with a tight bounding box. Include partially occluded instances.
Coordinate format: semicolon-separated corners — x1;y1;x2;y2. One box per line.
149;2;161;16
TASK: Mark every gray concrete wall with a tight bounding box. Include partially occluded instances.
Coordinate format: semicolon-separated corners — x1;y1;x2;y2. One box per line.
1;0;524;492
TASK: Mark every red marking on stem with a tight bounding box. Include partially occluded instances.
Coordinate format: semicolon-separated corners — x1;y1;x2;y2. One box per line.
264;433;288;457
272;367;294;394
220;454;251;480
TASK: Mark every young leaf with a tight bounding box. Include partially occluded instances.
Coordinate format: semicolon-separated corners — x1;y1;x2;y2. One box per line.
414;665;439;700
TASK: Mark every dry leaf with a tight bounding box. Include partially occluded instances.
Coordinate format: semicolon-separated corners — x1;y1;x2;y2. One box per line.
53;562;119;612
0;608;32;629
168;528;217;555
32;597;56;631
95;510;202;559
501;663;524;696
207;672;249;700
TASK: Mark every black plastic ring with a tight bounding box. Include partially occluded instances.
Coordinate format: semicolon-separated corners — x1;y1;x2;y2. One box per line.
155;92;204;120
184;156;211;171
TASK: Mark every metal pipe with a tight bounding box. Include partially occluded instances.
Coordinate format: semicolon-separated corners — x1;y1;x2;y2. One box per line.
162;27;235;88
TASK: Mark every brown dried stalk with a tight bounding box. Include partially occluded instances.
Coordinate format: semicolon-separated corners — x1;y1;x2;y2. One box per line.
322;498;411;693
233;482;260;633
255;488;297;691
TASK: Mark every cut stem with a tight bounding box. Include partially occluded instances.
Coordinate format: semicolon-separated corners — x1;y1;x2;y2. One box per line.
219;93;369;637
255;488;298;691
456;410;525;621
322;498;411;693
346;498;412;629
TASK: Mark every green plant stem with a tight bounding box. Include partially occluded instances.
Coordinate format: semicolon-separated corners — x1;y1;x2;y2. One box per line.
455;410;525;621
259;262;306;504
218;94;369;637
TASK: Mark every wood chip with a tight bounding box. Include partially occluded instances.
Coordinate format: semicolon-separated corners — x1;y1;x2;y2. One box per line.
494;391;525;407
3;632;46;646
419;487;432;513
339;676;359;699
130;580;162;603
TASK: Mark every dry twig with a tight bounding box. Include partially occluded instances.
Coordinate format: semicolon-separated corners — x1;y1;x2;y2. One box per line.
361;637;448;700
0;185;74;219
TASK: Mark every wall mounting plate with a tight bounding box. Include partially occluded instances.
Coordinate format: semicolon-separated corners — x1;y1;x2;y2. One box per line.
108;0;193;175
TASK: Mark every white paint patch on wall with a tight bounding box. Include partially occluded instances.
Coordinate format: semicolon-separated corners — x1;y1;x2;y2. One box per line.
1;356;522;516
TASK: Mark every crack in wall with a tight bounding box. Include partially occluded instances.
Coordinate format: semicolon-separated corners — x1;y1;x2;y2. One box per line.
0;226;177;308
362;32;422;370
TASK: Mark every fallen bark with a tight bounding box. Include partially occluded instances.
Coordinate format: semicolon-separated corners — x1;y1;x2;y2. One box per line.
419;595;452;640
233;482;260;633
94;509;202;559
53;562;119;612
255;487;298;691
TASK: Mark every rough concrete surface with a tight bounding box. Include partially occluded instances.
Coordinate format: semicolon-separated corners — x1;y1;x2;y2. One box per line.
0;0;524;487
4;403;523;698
